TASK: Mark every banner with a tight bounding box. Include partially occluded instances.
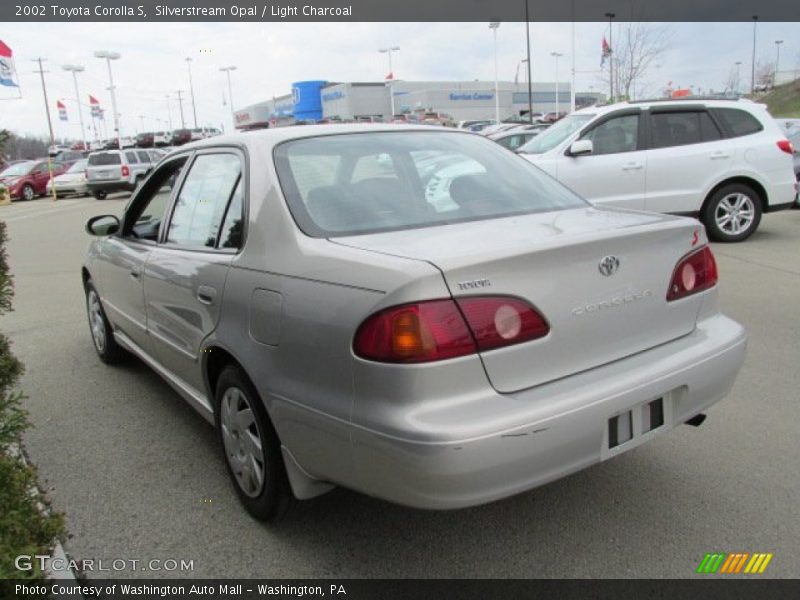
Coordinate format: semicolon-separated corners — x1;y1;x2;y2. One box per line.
0;39;20;95
89;94;103;118
57;99;68;121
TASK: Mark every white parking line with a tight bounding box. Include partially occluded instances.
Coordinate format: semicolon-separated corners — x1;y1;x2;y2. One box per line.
1;200;94;223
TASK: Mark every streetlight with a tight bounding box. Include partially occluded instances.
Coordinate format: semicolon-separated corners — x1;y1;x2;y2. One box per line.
62;64;88;151
605;12;616;101
551;52;563;116
379;46;400;116
219;66;237;128
489;23;501;124
186;57;198;128
774;40;784;86
735;61;742;95
94;50;121;149
515;58;528;90
750;16;758;94
164;94;173;130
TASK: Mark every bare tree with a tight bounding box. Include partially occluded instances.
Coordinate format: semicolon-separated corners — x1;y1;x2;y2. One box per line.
755;58;774;89
602;22;670;101
723;65;740;96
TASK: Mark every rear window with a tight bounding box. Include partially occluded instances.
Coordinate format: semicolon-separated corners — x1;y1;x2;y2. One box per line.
273;131;586;237
711;108;763;138
88;153;121;166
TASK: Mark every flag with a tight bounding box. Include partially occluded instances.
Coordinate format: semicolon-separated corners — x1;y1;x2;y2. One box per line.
57;100;68;121
89;94;103;118
601;36;611;68
385;71;394;80
0;40;19;88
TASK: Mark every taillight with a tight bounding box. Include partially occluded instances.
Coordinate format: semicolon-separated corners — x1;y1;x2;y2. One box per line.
353;296;549;363
666;246;718;302
777;139;794;154
121;165;130;177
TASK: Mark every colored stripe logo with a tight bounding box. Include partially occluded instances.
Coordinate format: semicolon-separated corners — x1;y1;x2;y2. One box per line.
697;552;773;574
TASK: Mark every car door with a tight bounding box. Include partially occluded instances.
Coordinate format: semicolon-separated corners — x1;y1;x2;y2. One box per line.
556;110;646;210
143;149;245;391
99;155;189;353
31;162;51;194
644;108;729;214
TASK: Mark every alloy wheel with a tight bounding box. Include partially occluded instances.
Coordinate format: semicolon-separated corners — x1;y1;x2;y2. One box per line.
715;193;755;236
87;290;106;353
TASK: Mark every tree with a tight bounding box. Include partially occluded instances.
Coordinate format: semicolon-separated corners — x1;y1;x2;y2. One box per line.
603;22;671;101
723;65;741;96
755;58;775;89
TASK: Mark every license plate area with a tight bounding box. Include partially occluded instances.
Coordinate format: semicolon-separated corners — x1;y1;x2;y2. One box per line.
602;392;674;459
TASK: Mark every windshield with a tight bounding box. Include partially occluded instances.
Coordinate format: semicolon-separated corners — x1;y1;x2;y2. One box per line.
273;131;587;237
67;159;88;173
0;162;34;177
517;114;594;155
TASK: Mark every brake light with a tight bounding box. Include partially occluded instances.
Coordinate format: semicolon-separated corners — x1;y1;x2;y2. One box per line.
666;246;718;301
121;165;130;177
353;296;549;363
777;139;794;154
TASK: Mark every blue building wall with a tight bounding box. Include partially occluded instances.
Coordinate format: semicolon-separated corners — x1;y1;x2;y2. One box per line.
291;80;327;121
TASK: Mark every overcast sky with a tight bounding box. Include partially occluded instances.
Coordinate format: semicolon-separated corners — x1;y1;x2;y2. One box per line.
1;21;798;140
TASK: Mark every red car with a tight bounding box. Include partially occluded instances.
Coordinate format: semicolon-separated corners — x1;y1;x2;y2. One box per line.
0;160;69;201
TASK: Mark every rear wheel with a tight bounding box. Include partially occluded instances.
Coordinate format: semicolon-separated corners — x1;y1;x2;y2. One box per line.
93;190;107;200
703;183;762;243
215;365;293;521
21;184;35;201
85;281;126;364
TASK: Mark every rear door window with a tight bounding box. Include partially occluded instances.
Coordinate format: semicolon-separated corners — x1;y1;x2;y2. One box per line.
711;108;763;138
137;151;151;163
125;151;139;164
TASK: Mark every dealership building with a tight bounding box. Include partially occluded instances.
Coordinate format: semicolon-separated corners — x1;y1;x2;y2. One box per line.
233;79;604;129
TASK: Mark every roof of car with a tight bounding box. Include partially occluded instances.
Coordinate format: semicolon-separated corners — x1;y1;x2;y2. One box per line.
179;124;473;151
574;97;763;117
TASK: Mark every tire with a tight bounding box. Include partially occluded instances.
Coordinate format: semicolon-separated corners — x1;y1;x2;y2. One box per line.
215;365;293;521
93;190;107;200
702;183;762;243
21;184;35;201
85;281;126;364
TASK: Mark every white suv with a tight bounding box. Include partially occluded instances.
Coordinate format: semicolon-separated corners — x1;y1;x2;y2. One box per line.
518;98;797;242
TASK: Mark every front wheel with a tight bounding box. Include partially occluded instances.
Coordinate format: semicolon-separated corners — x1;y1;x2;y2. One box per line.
93;190;107;200
85;281;126;364
21;184;35;201
215;365;293;521
703;184;762;243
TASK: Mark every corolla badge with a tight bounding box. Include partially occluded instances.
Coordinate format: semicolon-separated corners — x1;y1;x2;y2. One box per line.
598;255;620;277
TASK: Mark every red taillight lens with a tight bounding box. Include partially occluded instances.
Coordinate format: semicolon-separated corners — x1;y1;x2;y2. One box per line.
777;139;794;154
121;165;130;177
456;296;550;352
353;296;549;363
666;246;718;302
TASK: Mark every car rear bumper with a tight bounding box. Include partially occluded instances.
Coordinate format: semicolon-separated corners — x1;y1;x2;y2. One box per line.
347;313;746;509
87;181;135;193
48;182;88;195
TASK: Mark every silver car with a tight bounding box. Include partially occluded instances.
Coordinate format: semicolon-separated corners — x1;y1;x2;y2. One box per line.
86;149;155;199
83;125;747;520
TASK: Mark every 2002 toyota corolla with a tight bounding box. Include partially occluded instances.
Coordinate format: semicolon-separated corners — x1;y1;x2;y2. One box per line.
83;126;746;520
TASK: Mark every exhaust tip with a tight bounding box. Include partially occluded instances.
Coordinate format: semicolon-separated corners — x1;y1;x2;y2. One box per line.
685;413;707;427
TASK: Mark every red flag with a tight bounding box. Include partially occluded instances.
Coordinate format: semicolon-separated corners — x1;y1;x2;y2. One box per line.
89;95;99;105
385;71;394;80
601;37;612;68
57;100;68;121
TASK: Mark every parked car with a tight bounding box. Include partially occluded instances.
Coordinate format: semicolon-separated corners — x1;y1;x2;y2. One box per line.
421;112;456;127
170;129;192;145
47;143;71;156
457;119;494;130
486;123;549;140
83;125;746;520
787;128;800;207
136;132;155;148
52;150;86;164
120;137;136;149
493;130;540;151
0;159;69;200
153;131;171;147
46;158;89;197
390;113;420;124
479;123;519;137
518;98;797;242
85;149;155;199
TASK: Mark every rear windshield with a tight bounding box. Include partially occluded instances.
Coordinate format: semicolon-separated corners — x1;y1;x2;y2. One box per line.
273;131;586;237
88;153;122;166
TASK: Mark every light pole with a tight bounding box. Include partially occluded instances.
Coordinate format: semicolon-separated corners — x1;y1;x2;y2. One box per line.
379;46;400;116
94;50;121;149
62;64;88;151
186;57;198;128
551;52;563;116
605;12;615;102
489;21;500;123
774;40;783;86
165;94;173;130
138;114;145;133
750;15;758;94
525;0;533;122
219;66;237;128
735;61;742;95
489;23;501;123
515;58;528;90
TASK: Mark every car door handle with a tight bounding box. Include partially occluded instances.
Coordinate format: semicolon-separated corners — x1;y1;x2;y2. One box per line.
197;285;217;305
621;162;643;171
130;270;140;280
710;152;730;159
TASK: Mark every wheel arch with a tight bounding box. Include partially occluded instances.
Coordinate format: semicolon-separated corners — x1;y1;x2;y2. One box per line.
701;176;767;216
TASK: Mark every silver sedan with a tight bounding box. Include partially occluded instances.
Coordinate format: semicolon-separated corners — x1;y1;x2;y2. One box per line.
83;125;746;520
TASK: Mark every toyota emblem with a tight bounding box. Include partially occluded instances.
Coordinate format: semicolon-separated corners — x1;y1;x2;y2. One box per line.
598;255;620;277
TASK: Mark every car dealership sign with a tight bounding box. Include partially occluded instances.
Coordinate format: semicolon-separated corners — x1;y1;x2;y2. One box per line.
449;92;494;101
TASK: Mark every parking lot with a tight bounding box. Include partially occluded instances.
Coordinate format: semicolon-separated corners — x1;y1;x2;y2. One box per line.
2;194;799;578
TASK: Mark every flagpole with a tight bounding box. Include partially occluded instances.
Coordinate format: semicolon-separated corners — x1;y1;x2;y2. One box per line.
32;57;57;201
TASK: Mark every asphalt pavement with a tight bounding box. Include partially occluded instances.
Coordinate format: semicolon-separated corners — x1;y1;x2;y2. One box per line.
2;194;799;579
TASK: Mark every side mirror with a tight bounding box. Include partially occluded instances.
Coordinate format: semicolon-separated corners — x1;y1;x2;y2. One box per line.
568;139;594;157
86;215;120;236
